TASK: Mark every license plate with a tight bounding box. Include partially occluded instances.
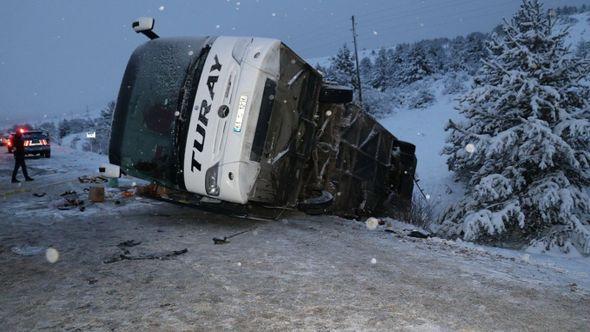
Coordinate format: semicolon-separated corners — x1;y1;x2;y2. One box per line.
233;95;248;132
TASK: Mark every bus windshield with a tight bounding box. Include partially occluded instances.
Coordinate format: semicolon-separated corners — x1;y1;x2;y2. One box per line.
110;37;210;189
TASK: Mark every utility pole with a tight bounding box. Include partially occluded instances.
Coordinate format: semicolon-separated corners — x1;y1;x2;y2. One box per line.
351;15;363;106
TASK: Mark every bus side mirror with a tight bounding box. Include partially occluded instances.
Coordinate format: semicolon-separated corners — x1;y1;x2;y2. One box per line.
132;17;159;40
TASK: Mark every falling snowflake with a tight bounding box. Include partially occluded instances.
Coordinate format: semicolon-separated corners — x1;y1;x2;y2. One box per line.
370;258;377;264
46;248;59;264
237;262;242;267
188;50;194;56
373;30;378;36
365;217;379;230
425;194;431;200
158;5;165;11
465;143;476;154
271;12;276;17
419;23;424;27
215;24;220;29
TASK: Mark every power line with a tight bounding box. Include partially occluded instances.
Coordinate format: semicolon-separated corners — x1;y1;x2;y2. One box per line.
300;0;515;51
295;0;517;56
288;0;496;45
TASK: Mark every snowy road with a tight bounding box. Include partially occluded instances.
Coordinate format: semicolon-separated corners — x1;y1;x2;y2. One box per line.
1;147;589;331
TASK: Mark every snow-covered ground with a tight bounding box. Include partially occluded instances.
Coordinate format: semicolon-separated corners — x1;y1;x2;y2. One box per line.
561;12;590;47
60;132;90;150
1;145;589;330
380;82;464;214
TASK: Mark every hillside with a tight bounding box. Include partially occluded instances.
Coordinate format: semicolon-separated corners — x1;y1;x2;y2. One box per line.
316;9;590;254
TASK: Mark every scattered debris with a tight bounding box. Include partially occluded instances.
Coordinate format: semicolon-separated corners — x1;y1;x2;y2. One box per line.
11;245;45;256
213;237;230;245
87;277;98;285
213;228;256;245
103;248;188;264
89;187;105;203
569;283;578;292
121;190;135;198
407;230;430;239
117;240;142;248
78;175;108;184
103;239;187;264
32;192;46;197
108;178;119;188
56;190;85;210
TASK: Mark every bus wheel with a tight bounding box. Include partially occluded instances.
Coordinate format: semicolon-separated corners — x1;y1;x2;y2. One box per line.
298;190;334;215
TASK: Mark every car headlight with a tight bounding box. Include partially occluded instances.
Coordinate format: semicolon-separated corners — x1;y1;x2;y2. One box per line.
205;163;220;196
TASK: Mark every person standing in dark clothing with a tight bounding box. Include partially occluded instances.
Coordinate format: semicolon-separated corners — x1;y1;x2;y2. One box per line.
11;130;33;183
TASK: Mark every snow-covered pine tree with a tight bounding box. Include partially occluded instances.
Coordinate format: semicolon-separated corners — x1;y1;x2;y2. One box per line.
461;33;489;74
94;101;115;154
371;47;394;91
439;0;590;254
359;56;373;83
389;44;409;87
402;43;433;84
576;40;590;58
327;44;357;89
58;119;71;138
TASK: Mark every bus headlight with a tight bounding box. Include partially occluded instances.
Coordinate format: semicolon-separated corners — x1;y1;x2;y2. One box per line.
205;163;220;196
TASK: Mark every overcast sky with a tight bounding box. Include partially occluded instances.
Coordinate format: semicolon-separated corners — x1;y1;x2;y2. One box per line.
0;0;587;125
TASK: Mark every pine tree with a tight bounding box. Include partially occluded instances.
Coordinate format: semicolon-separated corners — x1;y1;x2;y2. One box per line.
388;44;409;87
576;40;590;58
327;44;357;89
403;44;433;84
94;101;115;154
371;47;393;91
439;0;590;254
359;56;373;83
58;119;71;138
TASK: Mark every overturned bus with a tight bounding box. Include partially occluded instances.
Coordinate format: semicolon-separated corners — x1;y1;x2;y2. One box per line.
108;18;416;218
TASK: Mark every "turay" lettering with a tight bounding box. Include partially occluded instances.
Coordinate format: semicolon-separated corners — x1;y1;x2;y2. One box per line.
191;55;222;172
